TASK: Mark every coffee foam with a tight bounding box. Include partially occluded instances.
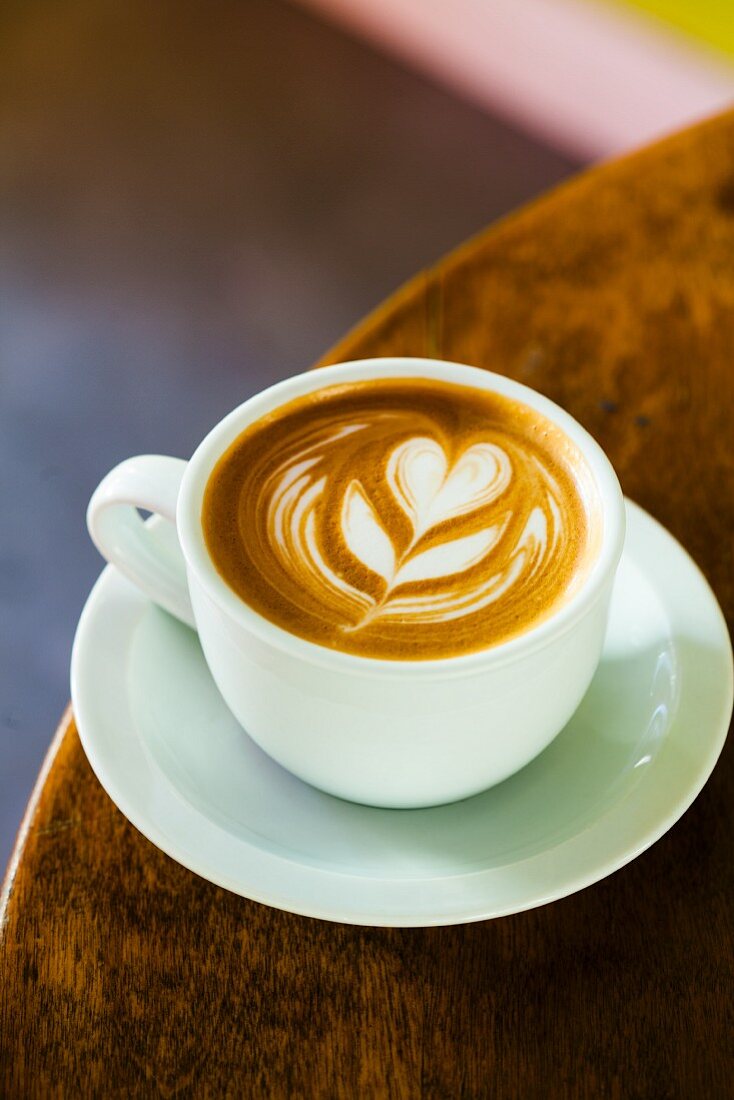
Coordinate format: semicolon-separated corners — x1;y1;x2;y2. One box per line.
203;378;599;659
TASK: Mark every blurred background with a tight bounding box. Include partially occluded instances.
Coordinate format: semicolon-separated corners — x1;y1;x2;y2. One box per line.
1;0;732;871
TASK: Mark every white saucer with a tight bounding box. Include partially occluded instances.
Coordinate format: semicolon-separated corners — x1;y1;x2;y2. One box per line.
71;501;732;927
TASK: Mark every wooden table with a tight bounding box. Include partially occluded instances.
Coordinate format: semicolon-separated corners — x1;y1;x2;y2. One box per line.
2;111;733;1099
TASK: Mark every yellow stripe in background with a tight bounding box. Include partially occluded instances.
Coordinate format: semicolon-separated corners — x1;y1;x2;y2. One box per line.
611;0;734;60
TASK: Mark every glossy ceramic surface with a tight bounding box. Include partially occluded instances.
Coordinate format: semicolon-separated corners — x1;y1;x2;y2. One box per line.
71;500;732;926
87;358;625;806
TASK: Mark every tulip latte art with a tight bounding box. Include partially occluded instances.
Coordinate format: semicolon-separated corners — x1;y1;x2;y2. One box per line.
203;379;599;659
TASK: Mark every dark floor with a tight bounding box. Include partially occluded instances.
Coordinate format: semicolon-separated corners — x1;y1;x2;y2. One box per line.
0;0;581;870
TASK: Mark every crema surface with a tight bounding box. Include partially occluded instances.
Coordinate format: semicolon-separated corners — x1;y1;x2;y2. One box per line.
202;379;599;659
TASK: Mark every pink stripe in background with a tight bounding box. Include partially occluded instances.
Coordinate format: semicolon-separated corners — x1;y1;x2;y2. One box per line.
298;0;734;158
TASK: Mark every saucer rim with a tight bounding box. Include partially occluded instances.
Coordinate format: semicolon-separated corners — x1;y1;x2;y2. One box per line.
70;500;733;926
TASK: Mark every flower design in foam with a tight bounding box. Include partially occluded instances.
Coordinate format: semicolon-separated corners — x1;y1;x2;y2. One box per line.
268;428;565;632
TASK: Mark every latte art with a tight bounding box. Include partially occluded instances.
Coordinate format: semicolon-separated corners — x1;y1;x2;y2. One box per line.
203;379;598;659
272;433;556;631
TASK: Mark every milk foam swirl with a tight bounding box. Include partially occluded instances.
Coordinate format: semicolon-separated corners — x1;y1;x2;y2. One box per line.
268;427;562;628
203;380;594;659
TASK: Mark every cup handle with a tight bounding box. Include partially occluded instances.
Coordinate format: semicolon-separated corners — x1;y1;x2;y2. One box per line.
87;455;196;628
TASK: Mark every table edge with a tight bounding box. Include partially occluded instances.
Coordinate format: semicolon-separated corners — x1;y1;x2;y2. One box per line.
0;704;73;939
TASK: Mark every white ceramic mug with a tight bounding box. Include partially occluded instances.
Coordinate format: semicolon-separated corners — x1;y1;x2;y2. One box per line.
87;357;625;808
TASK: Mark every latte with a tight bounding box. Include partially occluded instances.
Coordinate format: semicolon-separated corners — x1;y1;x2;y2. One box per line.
202;378;600;659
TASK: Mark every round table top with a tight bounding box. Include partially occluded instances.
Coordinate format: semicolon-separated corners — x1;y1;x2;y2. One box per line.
3;110;734;1098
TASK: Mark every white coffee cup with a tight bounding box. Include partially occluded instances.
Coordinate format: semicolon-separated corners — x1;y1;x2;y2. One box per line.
87;357;625;808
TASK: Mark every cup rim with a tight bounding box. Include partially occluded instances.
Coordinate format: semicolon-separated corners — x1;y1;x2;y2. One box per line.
177;357;625;679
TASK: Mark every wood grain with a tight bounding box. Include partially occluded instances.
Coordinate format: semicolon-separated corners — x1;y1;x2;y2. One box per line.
3;111;734;1099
